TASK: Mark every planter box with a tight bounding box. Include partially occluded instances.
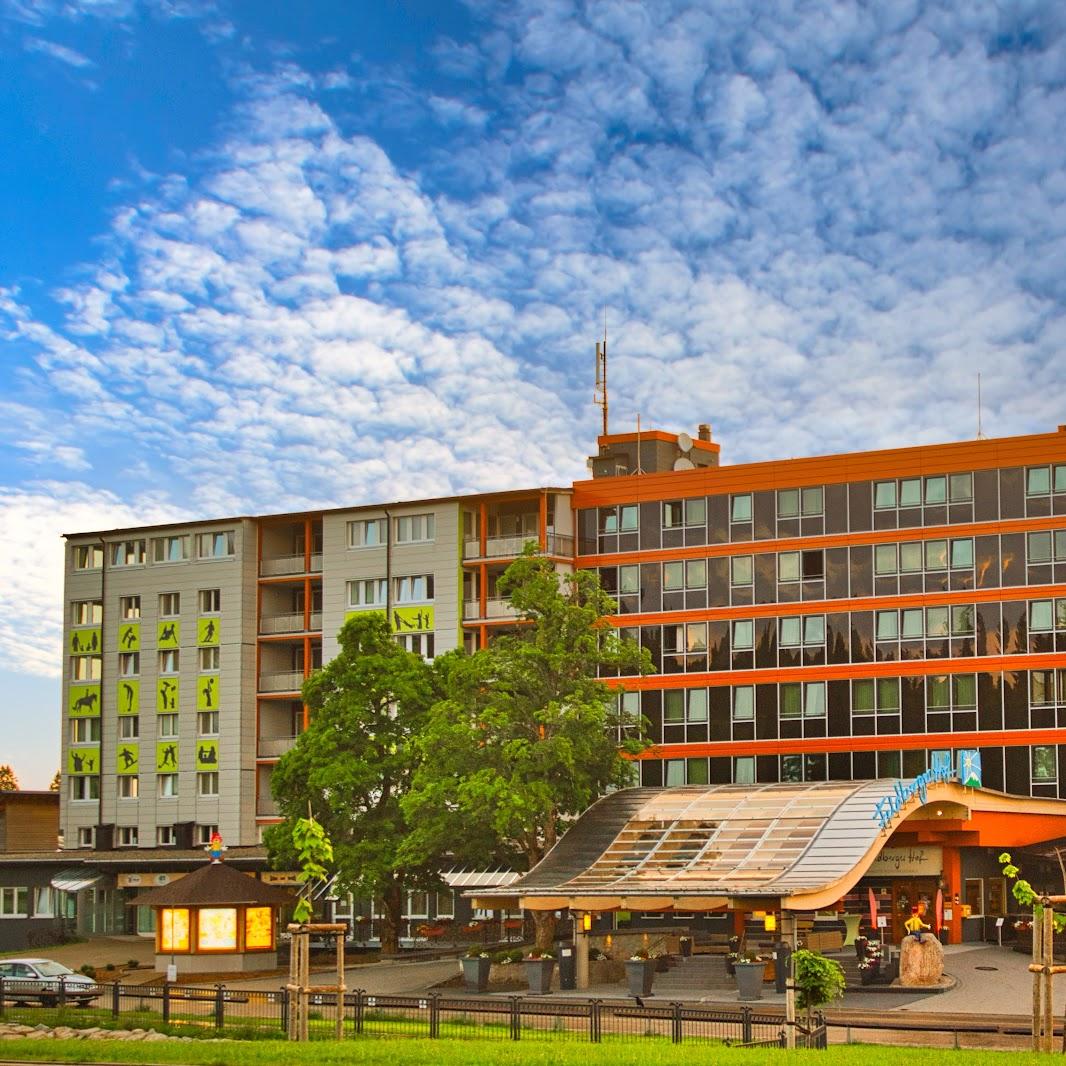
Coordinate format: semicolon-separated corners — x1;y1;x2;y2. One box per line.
625;959;656;997
524;958;555;995
734;961;765;1001
461;956;491;993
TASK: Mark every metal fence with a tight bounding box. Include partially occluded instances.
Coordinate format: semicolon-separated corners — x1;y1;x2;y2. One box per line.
0;979;824;1047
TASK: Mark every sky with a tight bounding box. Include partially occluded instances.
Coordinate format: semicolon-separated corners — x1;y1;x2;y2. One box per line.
1;0;1065;787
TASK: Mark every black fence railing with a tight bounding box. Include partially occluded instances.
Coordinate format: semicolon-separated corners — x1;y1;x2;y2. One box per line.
0;979;814;1047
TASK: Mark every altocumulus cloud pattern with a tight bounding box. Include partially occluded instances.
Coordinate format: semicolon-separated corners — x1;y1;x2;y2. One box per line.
1;0;1066;682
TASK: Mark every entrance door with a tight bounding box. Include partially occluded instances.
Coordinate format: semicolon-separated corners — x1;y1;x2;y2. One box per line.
890;879;938;943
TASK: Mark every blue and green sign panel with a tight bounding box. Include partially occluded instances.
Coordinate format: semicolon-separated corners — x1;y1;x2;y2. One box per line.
118;622;140;651
957;749;982;788
197;674;219;711
117;679;140;716
70;628;101;655
69;684;101;716
156;741;179;773
157;678;179;712
195;739;219;770
116;744;139;775
157;621;180;649
67;747;98;775
197;617;220;646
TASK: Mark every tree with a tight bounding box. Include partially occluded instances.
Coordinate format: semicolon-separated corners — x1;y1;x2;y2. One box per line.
0;765;18;791
49;771;60;792
792;950;845;1029
401;547;651;950
264;613;442;954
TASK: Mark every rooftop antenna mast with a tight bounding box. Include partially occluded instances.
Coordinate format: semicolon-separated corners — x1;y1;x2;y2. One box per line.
977;373;985;439
594;308;609;438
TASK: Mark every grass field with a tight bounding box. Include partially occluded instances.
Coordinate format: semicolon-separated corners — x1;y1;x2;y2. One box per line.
0;1038;1063;1066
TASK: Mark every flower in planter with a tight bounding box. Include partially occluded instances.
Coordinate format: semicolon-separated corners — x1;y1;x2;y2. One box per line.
1015;919;1033;931
466;947;490;959
525;950;555;961
629;949;650;961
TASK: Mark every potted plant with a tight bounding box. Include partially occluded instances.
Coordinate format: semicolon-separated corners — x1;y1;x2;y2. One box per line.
523;949;555;995
626;949;656;996
653;950;670;973
858;942;883;985
461;947;492;992
725;935;741;976
734;952;766;1001
679;936;693;958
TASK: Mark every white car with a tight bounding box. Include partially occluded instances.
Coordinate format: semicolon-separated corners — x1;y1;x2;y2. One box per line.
0;958;100;1006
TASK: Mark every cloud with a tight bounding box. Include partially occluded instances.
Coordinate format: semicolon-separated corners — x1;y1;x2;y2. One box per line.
23;36;94;67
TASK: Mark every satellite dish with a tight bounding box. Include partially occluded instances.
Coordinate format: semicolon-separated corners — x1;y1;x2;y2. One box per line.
673;457;695;470
676;432;693;452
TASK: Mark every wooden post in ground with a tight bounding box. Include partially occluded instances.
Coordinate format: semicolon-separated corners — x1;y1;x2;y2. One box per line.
286;923;348;1042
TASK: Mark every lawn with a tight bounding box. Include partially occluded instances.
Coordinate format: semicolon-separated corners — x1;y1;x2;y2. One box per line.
0;1040;1062;1066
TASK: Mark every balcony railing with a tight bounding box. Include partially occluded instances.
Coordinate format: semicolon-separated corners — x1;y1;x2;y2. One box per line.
259;612;322;635
463;598;522;621
258;671;305;693
258;734;301;758
463;532;575;561
260;554;323;577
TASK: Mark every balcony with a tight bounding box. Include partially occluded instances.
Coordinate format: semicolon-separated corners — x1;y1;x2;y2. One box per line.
257;794;280;818
463;598;522;622
463;532;574;561
258;734;301;758
259;612;322;635
258;671;305;694
260;554;323;577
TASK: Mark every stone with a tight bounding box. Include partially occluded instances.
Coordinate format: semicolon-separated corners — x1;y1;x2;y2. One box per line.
899;933;945;986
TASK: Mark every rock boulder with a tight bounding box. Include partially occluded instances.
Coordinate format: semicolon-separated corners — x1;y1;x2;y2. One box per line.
899;933;945;986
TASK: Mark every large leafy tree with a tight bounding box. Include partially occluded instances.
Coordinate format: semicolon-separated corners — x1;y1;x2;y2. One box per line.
401;548;651;949
0;765;18;791
264;613;441;954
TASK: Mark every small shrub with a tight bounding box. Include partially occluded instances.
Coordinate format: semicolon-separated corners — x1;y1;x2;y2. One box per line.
78;964;95;977
104;962;116;972
127;958;140;970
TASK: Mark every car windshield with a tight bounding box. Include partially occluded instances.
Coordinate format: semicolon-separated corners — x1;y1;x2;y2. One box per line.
33;961;74;977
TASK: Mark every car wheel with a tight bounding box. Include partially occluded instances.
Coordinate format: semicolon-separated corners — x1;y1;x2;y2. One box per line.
41;994;58;1008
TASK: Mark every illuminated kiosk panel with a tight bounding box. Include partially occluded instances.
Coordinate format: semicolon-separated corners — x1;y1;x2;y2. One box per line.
198;908;238;951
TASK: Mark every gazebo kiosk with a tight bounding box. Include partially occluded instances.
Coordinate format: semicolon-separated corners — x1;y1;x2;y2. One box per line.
133;859;293;974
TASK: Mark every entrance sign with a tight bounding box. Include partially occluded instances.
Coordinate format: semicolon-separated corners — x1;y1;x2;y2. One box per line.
868;846;943;877
958;749;982;788
872;763;957;829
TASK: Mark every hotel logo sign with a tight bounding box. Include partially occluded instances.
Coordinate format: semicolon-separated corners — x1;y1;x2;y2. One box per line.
872;762;957;830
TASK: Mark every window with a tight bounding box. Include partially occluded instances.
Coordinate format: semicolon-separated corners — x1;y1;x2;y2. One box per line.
874;481;896;509
120;596;141;619
778;615;825;648
156;826;177;846
198;710;220;735
616;691;641;732
196;824;219;846
733;756;755;784
618;564;640;595
875;610;898;640
109;539;146;566
801;487;823;515
0;887;29;917
925;607;949;638
199;589;221;614
731;619;754;650
159;650;180;674
925;540;948;570
394;513;435;543
118;652;140;677
663;689;708;724
732;686;754;721
1031;670;1059;706
954;674;977;708
395;632;435;659
777;489;800;518
76;827;94;848
198;646;220;672
118;716;139;739
198;772;219;796
196;530;235;558
600;505;638;534
899;478;921;507
901;608;924;639
158;713;178;738
72;600;102;625
779;552;801;582
731;555;753;587
664;623;708;670
117;826;139;847
73;544;103;570
70;717;100;743
1028;467;1052;496
1033;746;1058;783
159;593;180;618
394;574;434;602
899;542;923;572
69;776;99;800
348;518;388;547
663;498;705;528
152;535;190;563
347;578;387;607
730;494;752;522
852;678;900;715
158;773;179;798
780;682;825;718
949;473;973;501
1029;599;1066;632
951;604;975;636
781;754;803;782
951;538;974;569
71;656;101;681
874;544;896;575
118;776;139;799
663;559;706;590
924;476;947;504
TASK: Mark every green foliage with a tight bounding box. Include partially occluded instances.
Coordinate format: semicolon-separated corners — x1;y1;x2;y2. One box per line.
400;548;651;877
0;764;18;791
291;816;333;923
792;949;846;1020
263;613;443;946
1000;850;1039;908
